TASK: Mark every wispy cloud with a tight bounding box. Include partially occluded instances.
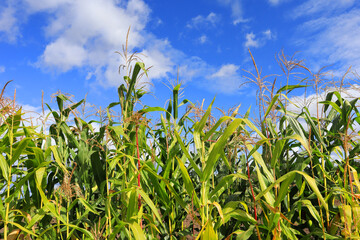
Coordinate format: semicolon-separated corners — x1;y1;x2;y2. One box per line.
0;5;19;42
294;5;360;74
268;0;280;5
245;29;274;48
177;59;244;94
0;66;5;73
267;0;288;6
186;12;220;29
217;0;247;25
263;29;274;39
198;35;207;44
206;64;242;94
291;0;356;18
245;33;258;48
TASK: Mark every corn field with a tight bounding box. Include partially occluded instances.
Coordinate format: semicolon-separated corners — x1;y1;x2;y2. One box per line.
1;49;360;239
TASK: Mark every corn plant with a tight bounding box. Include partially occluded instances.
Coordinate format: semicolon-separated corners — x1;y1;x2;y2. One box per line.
1;46;360;239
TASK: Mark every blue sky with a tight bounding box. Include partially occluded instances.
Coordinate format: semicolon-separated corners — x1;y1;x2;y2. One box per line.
0;0;360;119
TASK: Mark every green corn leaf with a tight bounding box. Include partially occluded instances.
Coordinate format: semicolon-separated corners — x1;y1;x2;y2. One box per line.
129;222;146;240
270;139;285;168
60;122;79;148
107;101;120;109
203;116;232;141
194;98;215;151
202;118;244;182
0;154;9;181
297;171;328;211
50;146;67;173
78;198;99;214
108;125;130;142
255;171;328;211
254;161;275;206
166;99;172;121
286;115;307;141
27;211;45;228
0;192;4;219
137;188;163;225
179;98;192;107
174;130;202;177
11;137;31;165
320;100;342;114
6;170;36;203
35;172;66;223
242;118;268;141
302;199;322;225
303;108;326;149
274;173;295;207
220;149;232;172
173;84;180;119
232;225;254;240
35;167;46;186
201;222;217;240
142;165;188;210
56;94;66;112
63;99;84;118
276;84;307;94
139;106;167;114
144;162;170;205
285;134;311;155
126;188;138;221
280;221;299;240
246;144;273;182
209;173;248;201
263;94;279;120
90;151;106;194
211;201;224;224
8;221;38;238
175;156;200;209
223;208;257;225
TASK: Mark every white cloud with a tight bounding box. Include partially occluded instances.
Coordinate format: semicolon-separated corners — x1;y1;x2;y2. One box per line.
211;64;239;78
4;0;245;94
295;7;360;74
24;0;73;12
268;0;280;5
0;5;19;42
217;0;247;25
177;58;244;94
206;64;242;94
0;66;5;73
177;56;208;83
198;35;207;44
245;29;274;48
268;0;288;6
186;12;220;29
245;32;259;48
292;0;356;18
13;0;180;88
41;38;87;71
263;29;273;40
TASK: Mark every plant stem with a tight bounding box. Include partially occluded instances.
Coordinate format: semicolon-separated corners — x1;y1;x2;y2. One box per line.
4;111;15;240
246;157;257;221
136;125;143;228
